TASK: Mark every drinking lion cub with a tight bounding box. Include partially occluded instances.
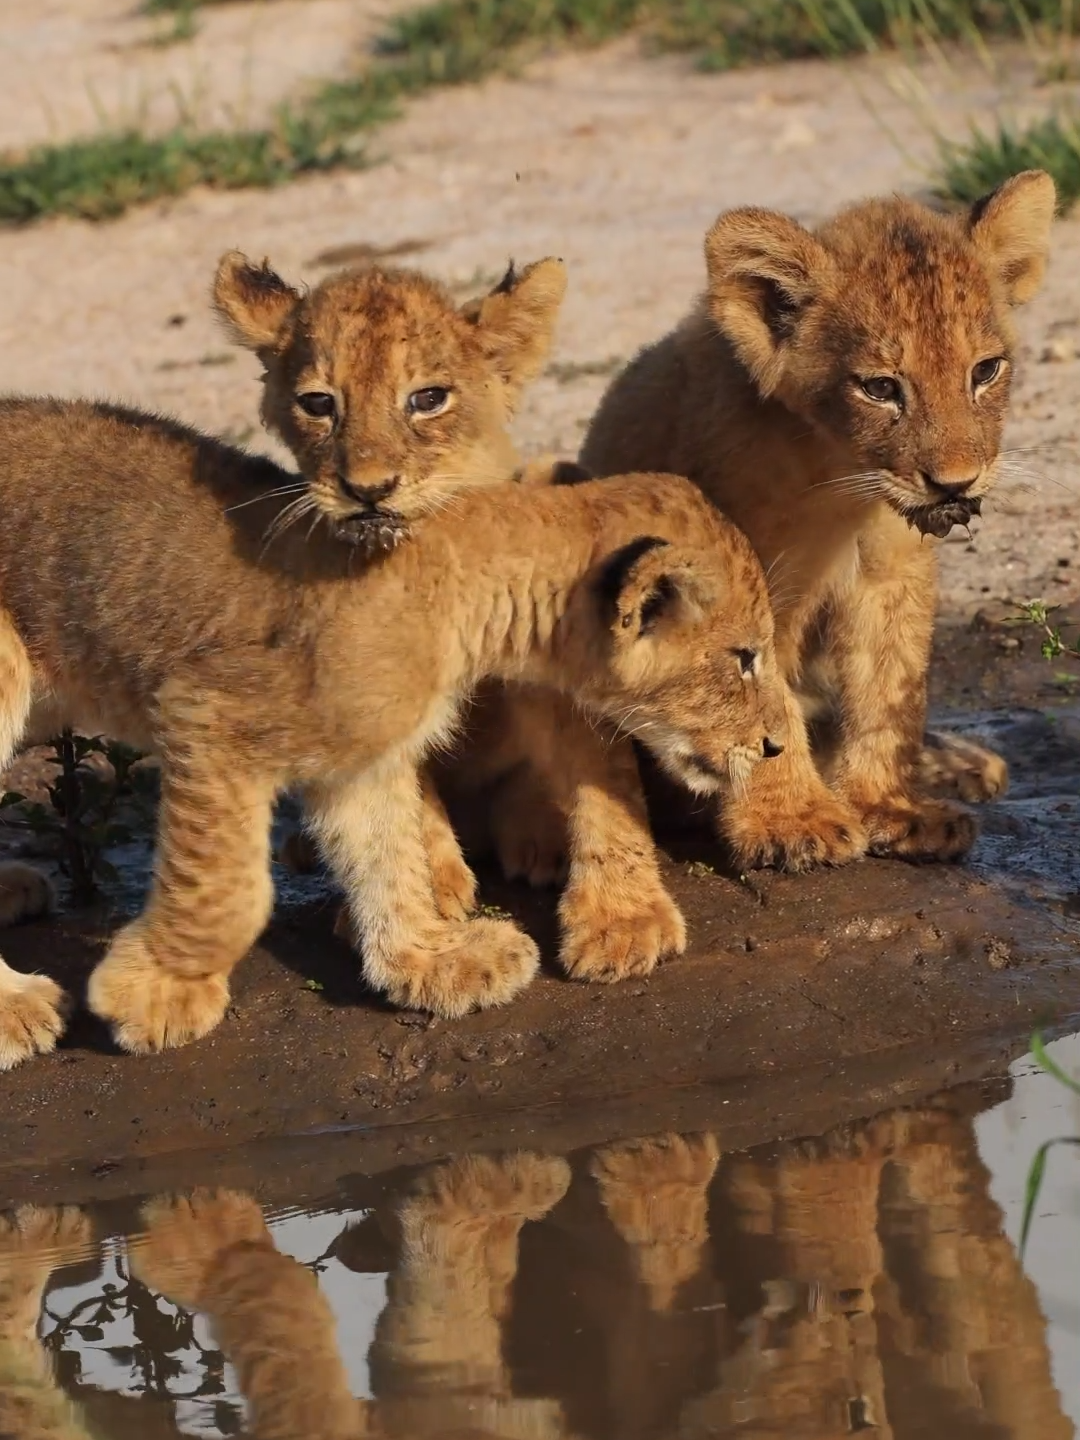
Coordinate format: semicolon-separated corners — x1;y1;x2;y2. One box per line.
0;399;786;1069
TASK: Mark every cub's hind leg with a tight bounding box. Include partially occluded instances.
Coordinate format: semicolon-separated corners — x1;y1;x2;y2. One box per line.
133;1191;359;1440
281;772;477;921
591;1132;720;1312
0;612;68;1070
309;753;538;1017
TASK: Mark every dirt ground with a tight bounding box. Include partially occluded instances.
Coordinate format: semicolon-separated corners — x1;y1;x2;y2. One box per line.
1;8;1079;1192
1;834;1075;1207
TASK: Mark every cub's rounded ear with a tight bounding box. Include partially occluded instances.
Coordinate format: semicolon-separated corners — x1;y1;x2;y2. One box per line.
704;208;834;396
463;257;568;397
213;251;303;353
600;535;711;639
968;169;1056;305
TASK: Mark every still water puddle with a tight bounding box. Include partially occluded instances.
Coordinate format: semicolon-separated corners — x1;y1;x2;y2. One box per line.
3;1035;1079;1439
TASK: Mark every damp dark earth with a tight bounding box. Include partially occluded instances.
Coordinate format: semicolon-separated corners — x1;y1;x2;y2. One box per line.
0;619;1077;1436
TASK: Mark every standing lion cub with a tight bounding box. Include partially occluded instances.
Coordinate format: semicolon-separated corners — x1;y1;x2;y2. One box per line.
0;395;786;1069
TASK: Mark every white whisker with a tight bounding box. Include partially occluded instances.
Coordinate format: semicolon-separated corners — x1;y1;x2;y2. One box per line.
225;483;308;515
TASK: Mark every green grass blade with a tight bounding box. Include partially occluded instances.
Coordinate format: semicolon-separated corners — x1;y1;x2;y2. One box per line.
1020;1135;1080;1259
1031;1029;1080;1095
1021;1140;1050;1258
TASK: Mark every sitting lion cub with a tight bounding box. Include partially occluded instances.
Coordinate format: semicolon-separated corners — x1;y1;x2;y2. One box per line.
457;171;1055;944
0;394;786;1068
581;170;1055;868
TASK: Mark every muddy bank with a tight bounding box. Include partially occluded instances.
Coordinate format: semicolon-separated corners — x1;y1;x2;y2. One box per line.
1;627;1078;1207
1;850;1076;1206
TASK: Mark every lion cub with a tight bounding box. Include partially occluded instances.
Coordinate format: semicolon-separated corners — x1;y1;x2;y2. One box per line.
582;170;1055;867
463;171;1055;938
0;398;785;1068
212;249;569;545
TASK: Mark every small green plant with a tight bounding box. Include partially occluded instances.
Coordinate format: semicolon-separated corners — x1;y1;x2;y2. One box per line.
0;730;154;904
1020;1031;1080;1259
147;0;199;46
685;858;716;877
478;902;513;919
1016;598;1080;661
0;112;364;224
935;112;1080;215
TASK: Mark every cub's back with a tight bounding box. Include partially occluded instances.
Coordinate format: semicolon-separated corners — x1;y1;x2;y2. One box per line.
0;399;306;682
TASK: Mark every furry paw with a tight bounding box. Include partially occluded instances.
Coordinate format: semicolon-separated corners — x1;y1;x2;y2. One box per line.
859;795;977;862
134;1190;268;1305
558;876;686;982
413;1152;572;1224
0;969;69;1071
87;928;230;1053
0;1205;92;1264
591;1134;720;1310
724;792;867;872
591;1134;721;1235
490;773;568;887
0;860;54;926
918;730;1008;804
374;918;539;1018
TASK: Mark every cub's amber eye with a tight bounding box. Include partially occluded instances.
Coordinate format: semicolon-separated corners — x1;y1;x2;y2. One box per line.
860;375;903;405
296;392;335;419
972;357;1003;388
407;386;451;416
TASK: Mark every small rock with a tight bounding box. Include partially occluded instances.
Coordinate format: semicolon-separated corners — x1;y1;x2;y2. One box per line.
971;601;1020;633
985;937;1015;971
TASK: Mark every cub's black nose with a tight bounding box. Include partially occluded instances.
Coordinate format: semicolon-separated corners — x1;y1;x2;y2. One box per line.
339;476;400;508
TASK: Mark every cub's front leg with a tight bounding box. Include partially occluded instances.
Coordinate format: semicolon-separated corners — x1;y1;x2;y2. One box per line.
830;528;976;861
458;685;687;983
88;705;279;1053
308;754;538;1017
719;680;867;872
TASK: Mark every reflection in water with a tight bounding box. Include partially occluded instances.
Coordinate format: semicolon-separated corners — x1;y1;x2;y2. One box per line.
0;1100;1073;1439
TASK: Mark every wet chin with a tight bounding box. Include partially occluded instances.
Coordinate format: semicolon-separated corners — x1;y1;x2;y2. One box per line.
332;513;410;550
898;494;983;540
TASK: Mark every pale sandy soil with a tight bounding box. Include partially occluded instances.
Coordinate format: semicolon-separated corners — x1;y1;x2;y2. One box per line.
0;0;405;150
0;6;1077;616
